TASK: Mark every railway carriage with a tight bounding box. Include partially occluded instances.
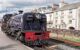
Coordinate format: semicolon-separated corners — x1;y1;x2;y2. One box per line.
50;29;80;46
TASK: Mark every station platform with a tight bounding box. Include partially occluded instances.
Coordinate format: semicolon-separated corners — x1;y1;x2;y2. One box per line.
0;27;33;50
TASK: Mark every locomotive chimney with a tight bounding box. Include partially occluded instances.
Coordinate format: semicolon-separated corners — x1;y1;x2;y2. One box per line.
18;10;23;14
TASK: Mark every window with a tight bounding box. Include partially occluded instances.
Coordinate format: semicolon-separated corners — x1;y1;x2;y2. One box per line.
61;16;64;18
61;11;64;15
55;25;57;28
50;14;52;17
61;11;64;18
68;16;72;18
69;9;72;13
61;20;63;23
69;20;72;24
55;20;57;23
56;12;58;15
55;17;58;19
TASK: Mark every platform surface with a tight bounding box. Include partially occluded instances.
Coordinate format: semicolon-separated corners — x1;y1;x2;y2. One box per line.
0;27;33;50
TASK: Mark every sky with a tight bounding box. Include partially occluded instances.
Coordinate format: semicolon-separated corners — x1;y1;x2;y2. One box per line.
0;0;80;12
0;0;80;7
0;0;80;19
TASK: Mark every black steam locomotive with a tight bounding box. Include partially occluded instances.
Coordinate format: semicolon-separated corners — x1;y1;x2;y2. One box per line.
1;12;50;46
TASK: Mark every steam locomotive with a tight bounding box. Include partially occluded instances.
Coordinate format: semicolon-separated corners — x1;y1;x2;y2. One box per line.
1;12;50;46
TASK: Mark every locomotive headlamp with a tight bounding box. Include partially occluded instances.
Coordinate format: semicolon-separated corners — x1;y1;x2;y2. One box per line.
36;14;41;19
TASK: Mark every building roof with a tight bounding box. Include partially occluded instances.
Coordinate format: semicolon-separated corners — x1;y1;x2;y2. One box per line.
44;12;54;14
55;2;80;11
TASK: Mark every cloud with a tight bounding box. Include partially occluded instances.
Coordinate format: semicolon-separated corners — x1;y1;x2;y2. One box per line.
0;0;15;7
0;0;80;13
0;0;55;8
7;0;49;4
6;0;80;7
0;0;56;12
64;0;80;3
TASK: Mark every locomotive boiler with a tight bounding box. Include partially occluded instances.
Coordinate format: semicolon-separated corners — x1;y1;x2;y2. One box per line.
1;12;50;46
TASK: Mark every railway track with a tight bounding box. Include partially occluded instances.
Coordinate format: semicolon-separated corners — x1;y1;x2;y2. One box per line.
5;33;80;50
32;39;80;50
6;34;80;50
